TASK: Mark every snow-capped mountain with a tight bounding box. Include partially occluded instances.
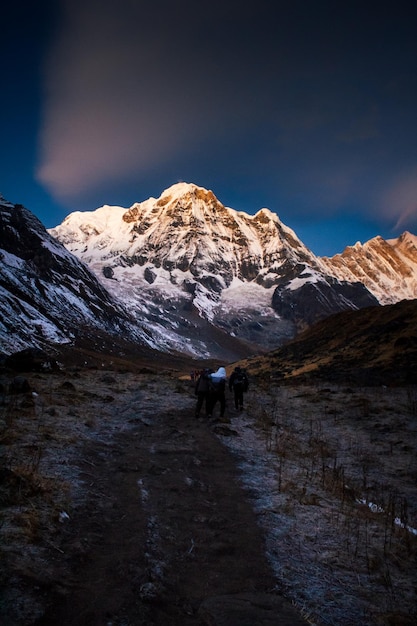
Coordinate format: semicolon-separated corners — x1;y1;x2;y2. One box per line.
0;194;260;360
0;196;147;354
322;232;417;304
49;183;380;349
3;183;415;360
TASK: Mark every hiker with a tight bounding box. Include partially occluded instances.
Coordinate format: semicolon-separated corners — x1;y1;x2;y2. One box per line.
207;366;227;419
194;368;212;418
229;366;249;411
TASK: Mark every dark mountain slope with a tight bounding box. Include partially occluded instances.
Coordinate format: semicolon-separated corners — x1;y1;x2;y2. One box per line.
0;198;146;354
242;299;417;385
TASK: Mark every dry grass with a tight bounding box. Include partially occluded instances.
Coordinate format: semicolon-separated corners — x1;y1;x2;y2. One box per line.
223;383;417;625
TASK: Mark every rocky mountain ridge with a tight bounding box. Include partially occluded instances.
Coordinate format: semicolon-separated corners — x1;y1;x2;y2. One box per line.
0;197;147;354
0;194;255;360
49;183;388;350
1;184;416;359
322;231;417;304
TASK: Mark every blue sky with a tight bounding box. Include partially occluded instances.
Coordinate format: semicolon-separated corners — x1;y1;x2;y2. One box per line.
1;0;416;256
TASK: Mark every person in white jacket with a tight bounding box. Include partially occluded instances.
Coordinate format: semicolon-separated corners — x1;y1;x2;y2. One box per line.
207;366;227;419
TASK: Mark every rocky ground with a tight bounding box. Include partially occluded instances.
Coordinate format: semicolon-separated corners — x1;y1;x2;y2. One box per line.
0;362;416;625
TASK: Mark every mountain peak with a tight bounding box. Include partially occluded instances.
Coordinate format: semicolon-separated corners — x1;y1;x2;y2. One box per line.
161;181;210;196
157;182;220;209
48;183;330;335
395;231;417;247
321;230;417;305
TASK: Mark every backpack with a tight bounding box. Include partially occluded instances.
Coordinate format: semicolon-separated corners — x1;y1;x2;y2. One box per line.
233;371;248;392
195;369;212;394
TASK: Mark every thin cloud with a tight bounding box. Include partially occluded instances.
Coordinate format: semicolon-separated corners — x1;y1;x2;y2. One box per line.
36;0;252;204
35;0;417;240
379;166;417;231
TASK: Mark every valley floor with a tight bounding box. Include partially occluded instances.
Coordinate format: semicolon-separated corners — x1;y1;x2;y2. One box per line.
0;366;416;625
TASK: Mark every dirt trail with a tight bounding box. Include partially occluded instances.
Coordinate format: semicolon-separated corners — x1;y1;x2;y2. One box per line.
36;405;307;626
3;368;416;624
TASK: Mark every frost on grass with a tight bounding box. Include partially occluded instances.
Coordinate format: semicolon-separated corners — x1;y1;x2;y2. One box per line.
0;369;192;625
217;384;417;626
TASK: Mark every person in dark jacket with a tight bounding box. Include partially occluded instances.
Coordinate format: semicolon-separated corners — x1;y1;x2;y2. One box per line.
207;366;227;419
194;368;212;418
229;366;249;411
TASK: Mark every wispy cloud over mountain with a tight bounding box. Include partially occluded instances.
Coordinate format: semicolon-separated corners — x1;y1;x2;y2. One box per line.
36;0;254;203
34;0;417;243
380;166;417;231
